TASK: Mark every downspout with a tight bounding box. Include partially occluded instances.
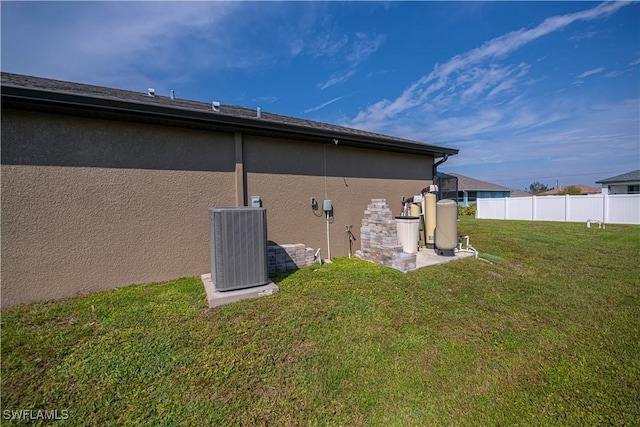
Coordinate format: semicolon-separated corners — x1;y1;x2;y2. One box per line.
432;154;449;189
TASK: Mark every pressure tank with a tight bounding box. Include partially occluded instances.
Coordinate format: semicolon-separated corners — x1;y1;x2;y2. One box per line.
425;193;437;248
435;199;457;256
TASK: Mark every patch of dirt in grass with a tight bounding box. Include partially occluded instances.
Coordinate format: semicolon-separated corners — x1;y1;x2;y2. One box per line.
276;340;315;368
487;270;504;279
49;316;78;326
412;347;440;371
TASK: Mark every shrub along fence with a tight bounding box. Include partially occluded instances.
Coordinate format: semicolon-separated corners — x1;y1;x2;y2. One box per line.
477;192;639;225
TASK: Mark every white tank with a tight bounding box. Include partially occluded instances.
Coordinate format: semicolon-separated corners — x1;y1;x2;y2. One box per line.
395;216;420;254
435;199;457;254
425;193;437;248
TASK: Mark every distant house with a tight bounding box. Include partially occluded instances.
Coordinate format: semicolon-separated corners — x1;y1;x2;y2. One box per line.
596;170;640;194
442;172;513;206
510;189;533;197
538;185;601;196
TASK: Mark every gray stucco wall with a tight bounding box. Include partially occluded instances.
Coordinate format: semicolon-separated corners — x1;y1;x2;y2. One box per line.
1;110;235;307
1;109;435;307
243;136;432;257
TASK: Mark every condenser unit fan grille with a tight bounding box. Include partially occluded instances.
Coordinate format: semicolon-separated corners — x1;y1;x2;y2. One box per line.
209;207;268;291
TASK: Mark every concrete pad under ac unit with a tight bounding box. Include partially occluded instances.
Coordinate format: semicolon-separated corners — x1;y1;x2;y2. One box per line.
201;273;279;308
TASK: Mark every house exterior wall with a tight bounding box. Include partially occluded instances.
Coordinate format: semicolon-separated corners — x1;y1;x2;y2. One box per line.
1;110;236;308
606;183;640;194
1;109;435;307
459;190;511;206
243;136;432;257
478;191;510;199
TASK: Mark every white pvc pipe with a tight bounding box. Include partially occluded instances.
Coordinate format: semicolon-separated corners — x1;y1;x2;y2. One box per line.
326;215;331;260
455;235;478;258
586;219;605;229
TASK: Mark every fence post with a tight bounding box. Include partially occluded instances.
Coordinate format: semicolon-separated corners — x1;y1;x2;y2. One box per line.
532;196;536;221
602;188;608;224
565;195;570;222
504;197;509;220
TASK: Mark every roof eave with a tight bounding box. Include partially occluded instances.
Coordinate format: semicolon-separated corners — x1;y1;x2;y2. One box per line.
596;179;639;184
1;85;459;157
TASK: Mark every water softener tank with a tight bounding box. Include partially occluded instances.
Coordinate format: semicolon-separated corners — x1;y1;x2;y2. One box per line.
410;203;421;218
435;199;457;256
425;193;437;249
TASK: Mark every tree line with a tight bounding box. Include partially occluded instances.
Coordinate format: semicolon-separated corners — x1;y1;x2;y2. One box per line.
528;182;582;195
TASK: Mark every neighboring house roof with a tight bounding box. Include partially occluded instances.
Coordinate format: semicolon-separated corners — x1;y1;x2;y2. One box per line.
444;172;512;192
510;190;532;197
0;72;458;158
538;185;601;196
595;169;640;184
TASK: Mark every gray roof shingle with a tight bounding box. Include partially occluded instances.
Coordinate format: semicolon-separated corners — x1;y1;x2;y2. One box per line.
596;170;640;184
445;172;512;192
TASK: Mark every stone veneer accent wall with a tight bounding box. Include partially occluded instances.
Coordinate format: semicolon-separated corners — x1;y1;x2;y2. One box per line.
355;199;416;272
268;243;316;276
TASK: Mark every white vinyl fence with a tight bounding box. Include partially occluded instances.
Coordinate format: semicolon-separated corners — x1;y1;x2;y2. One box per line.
477;193;640;225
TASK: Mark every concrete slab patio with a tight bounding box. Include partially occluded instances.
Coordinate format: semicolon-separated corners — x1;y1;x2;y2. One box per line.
412;248;476;271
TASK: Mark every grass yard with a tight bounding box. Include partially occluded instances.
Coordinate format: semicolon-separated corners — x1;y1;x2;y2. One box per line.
2;219;639;426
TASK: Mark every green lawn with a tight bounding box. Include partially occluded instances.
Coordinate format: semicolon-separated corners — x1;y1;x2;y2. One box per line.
2;219;639;426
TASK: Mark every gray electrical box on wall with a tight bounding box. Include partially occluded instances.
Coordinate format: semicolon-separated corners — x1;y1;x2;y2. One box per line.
209;207;268;291
251;196;262;207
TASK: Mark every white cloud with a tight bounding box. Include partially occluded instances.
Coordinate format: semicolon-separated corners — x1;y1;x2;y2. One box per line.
445;98;639;173
1;2;240;88
576;67;605;78
345;1;631;131
346;33;386;65
304;96;345;113
487;77;518;99
290;40;304;56
569;30;599;41
367;69;391;78
311;31;349;58
459;63;529;102
252;95;278;105
318;70;357;90
314;32;386;90
428;109;506;140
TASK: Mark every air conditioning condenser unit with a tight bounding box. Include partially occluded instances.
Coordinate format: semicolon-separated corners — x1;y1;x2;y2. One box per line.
209;207;269;292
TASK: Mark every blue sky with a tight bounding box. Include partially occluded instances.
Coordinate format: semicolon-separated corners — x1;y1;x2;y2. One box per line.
2;1;638;191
